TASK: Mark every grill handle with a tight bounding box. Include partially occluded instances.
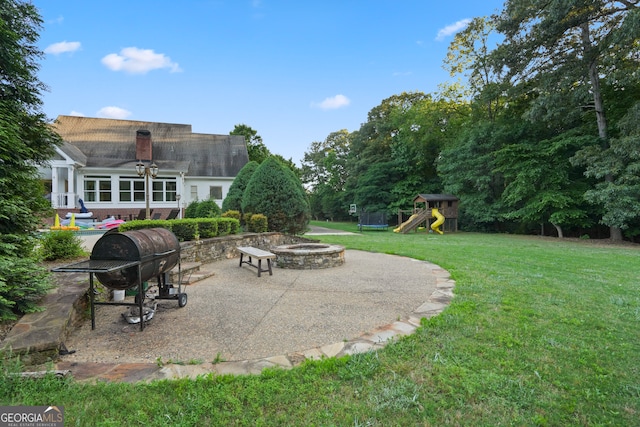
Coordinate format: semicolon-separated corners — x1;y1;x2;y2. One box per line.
153;249;177;257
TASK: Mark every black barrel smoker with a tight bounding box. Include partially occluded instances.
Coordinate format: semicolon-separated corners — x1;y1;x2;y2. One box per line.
52;228;187;331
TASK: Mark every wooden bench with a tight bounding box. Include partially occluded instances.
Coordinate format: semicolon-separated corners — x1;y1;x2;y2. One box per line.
237;246;276;277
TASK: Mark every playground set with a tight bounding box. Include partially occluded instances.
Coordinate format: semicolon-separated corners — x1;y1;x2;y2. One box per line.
354;194;459;234
395;194;459;234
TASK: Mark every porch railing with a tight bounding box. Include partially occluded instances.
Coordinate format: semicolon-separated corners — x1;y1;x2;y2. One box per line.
51;192;76;209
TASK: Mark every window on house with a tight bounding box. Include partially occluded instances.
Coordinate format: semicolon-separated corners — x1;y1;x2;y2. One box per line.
209;186;223;200
84;176;111;202
152;178;177;202
119;180;131;201
119;177;177;202
118;177;145;202
190;185;198;201
166;180;177;201
133;180;145;201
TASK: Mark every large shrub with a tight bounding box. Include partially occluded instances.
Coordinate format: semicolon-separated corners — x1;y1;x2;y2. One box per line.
194;198;221;218
0;257;52;321
184;200;200;218
221;210;241;221
118;219;171;232
197;219;218;238
119;217;240;241
38;230;85;261
241;157;310;234
249;214;268;233
226;218;240;234
222;161;259;213
242;212;254;229
171;219;199;241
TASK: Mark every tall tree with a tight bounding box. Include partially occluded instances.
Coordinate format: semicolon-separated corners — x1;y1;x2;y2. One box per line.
301;130;350;191
495;126;598;237
0;0;61;243
491;0;640;240
437;121;507;231
387;94;469;212
444;16;504;121
301;130;351;220
344;92;428;213
0;0;61;320
230;123;270;164
572;102;640;237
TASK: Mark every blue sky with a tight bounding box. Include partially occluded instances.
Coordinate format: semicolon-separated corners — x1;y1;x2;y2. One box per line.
35;0;505;165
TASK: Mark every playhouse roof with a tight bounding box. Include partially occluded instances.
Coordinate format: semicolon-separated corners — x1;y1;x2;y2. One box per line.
414;194;459;203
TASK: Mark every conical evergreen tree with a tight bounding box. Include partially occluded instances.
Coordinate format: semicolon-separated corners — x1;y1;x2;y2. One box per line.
242;157;310;234
222;161;258;213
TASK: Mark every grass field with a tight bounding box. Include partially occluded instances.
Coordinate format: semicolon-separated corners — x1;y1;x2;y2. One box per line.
1;222;639;426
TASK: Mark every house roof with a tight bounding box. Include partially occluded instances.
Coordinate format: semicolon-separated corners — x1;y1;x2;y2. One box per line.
58;141;87;164
53;115;249;177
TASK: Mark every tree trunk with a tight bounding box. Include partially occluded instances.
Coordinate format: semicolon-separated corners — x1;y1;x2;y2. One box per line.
581;23;623;241
609;226;623;241
582;23;608;143
551;222;563;239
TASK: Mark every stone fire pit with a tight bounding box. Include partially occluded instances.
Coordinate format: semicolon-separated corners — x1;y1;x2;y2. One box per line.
271;243;345;269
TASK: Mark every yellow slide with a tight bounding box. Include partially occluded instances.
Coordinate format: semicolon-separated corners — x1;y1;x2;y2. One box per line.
394;213;418;232
431;208;445;235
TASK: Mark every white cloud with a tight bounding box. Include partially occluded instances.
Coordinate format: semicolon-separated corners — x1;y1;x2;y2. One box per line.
48;15;64;25
69;110;85;117
435;18;472;41
101;47;182;74
97;106;132;120
44;41;81;55
311;94;351;110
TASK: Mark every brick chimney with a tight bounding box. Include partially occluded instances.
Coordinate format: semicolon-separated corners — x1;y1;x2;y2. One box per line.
136;129;152;161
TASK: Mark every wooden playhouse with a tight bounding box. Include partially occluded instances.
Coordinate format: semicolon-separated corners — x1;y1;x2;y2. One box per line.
397;194;459;233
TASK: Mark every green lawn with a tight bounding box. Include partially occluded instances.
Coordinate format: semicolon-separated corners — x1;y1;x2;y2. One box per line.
2;222;639;426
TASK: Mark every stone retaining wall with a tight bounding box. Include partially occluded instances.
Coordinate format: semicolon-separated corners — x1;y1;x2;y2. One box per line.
179;232;317;264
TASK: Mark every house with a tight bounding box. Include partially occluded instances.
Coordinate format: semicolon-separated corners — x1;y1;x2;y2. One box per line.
40;115;249;221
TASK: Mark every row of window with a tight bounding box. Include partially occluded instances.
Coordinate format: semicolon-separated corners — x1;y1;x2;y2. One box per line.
84;176;222;203
84;176;178;203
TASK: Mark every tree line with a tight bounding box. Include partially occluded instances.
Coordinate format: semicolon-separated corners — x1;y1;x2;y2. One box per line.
300;0;640;241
